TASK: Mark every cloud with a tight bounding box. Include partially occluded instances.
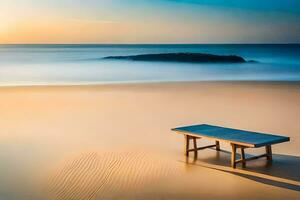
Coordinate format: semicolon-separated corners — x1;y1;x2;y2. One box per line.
67;18;119;24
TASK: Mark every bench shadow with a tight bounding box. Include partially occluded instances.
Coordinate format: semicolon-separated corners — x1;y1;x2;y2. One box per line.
185;149;300;192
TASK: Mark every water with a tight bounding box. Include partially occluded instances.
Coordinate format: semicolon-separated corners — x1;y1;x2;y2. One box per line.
0;44;299;86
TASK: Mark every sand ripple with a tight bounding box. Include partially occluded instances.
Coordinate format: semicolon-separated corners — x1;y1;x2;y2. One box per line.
46;151;178;200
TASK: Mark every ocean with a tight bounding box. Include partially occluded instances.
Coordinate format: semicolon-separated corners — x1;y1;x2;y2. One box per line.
0;44;299;86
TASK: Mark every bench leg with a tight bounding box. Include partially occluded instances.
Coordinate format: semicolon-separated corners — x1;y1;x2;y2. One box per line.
193;137;198;157
215;141;220;151
231;144;237;168
184;135;190;156
241;147;246;167
184;135;199;157
266;145;272;161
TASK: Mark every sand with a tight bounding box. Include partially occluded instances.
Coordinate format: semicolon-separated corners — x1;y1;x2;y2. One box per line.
0;81;299;200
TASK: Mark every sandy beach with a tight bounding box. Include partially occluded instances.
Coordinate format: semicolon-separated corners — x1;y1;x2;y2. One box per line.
0;81;299;200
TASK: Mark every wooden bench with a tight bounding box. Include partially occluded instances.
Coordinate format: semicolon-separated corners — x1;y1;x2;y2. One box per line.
171;124;290;168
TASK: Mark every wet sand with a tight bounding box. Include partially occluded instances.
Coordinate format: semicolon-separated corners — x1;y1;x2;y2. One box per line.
0;82;299;200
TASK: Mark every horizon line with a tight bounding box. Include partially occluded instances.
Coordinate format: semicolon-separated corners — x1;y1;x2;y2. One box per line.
0;43;300;45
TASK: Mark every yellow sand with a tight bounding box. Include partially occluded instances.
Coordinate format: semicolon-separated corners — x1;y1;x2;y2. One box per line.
0;82;299;200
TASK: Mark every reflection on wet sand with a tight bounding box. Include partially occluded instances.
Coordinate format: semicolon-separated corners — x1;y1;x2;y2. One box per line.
0;82;300;199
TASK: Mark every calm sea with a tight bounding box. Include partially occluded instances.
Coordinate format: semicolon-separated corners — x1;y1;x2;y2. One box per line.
0;44;299;86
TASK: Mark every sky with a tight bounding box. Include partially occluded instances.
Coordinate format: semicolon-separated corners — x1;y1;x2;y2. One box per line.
0;0;299;44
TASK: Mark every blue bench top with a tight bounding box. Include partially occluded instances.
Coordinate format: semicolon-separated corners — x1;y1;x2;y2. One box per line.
172;124;290;147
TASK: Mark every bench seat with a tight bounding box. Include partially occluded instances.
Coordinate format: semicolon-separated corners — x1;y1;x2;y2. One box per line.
172;124;290;168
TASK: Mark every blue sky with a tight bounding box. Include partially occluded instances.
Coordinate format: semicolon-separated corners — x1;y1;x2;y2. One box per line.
164;0;300;13
0;0;299;43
